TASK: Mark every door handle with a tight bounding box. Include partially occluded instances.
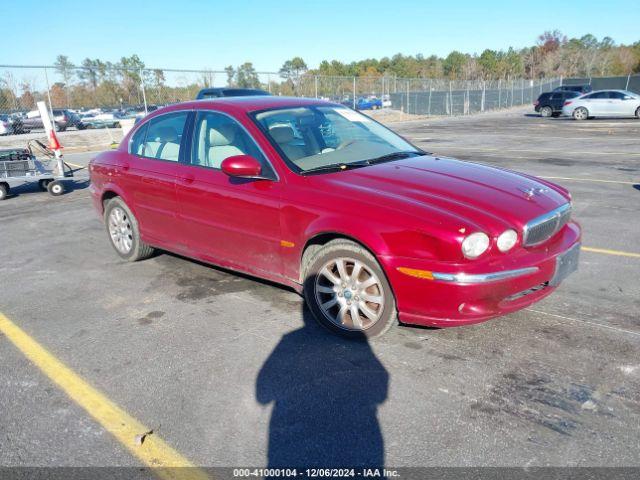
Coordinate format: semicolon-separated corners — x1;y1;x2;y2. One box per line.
178;174;195;184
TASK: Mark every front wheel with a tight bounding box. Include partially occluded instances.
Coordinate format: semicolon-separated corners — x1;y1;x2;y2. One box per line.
635;107;640;119
47;180;64;196
303;239;397;338
573;107;589;121
104;197;155;261
0;183;8;200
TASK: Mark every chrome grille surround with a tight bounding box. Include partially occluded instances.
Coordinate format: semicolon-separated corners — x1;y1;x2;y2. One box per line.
522;203;572;247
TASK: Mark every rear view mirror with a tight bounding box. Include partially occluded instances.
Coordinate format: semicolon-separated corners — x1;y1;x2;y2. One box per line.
221;155;263;178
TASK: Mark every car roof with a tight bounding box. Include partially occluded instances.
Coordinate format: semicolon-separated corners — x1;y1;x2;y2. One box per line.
585;89;633;94
154;96;341;115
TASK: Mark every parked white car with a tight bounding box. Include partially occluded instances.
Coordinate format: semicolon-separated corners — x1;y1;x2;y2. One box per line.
562;90;640;120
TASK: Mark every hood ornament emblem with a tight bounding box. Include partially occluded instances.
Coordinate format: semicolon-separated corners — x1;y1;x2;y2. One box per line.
519;186;548;200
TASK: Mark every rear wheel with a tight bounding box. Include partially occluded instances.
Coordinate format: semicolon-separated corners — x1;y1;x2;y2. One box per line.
0;183;8;201
573;107;589;121
104;197;155;261
635;107;640;119
303;239;397;338
38;179;52;191
540;106;553;117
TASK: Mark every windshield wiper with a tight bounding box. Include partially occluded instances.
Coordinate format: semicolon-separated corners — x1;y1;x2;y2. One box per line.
300;150;428;175
363;150;426;165
300;162;369;175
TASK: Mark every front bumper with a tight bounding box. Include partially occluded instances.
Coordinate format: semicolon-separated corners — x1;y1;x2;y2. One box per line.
381;221;581;327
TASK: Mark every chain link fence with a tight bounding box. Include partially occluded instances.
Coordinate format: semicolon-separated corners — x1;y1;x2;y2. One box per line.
562;74;640;94
1;64;637;135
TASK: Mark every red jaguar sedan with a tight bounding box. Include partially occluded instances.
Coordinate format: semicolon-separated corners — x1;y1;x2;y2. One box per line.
89;97;580;337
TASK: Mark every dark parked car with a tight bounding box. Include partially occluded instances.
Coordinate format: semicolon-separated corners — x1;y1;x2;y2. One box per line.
355;97;383;110
534;91;581;117
0;114;25;135
196;87;270;99
21;109;85;131
553;85;593;94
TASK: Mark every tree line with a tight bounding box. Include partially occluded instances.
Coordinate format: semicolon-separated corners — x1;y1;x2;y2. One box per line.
1;31;638;110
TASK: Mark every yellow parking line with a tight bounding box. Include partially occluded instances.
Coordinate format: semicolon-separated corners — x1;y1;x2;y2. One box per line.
0;312;210;480
540;176;637;185
582;246;640;258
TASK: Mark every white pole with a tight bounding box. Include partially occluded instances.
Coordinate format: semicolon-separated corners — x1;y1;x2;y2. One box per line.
43;67;57;133
140;68;148;115
353;77;356;109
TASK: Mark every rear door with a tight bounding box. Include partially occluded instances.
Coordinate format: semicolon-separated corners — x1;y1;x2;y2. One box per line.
125;111;189;247
174;110;283;276
582;91;610;116
549;93;562;110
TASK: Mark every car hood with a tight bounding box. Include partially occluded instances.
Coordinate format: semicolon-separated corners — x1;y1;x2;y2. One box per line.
306;155;570;234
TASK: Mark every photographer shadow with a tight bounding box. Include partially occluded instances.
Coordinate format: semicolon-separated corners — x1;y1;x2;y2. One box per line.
256;304;389;468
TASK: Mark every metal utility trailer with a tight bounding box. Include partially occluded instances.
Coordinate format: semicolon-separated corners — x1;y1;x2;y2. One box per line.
0;145;73;200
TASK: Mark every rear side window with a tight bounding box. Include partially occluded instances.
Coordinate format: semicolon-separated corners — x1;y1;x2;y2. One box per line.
141;113;188;162
130;123;148;156
608;92;626;100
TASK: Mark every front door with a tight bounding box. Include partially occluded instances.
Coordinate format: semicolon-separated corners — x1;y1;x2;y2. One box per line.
175;110;283;277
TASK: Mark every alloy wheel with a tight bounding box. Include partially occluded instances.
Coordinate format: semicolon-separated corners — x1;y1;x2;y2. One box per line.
314;257;385;331
108;206;133;254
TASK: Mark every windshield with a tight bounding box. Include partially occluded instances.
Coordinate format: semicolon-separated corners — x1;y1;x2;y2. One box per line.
252;105;421;173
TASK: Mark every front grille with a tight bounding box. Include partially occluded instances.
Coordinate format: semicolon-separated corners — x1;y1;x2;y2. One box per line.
523;203;571;247
505;282;549;302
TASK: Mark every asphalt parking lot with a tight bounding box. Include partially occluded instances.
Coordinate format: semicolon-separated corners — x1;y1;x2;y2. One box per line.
1;108;639;474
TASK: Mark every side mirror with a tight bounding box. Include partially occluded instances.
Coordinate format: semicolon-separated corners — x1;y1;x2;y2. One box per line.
221;155;263;178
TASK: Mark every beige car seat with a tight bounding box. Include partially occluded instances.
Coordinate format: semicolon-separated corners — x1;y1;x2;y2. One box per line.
269;125;306;161
141;126;180;161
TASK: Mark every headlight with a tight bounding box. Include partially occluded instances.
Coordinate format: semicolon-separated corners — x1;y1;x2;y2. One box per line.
497;229;518;252
461;232;490;259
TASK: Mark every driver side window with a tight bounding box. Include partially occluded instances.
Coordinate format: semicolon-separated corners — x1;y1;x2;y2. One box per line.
191;111;275;178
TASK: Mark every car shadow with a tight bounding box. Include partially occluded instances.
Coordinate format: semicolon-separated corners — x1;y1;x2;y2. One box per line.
256;303;389;468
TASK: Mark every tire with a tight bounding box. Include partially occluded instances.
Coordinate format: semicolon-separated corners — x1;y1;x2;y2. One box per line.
302;239;397;338
0;183;8;201
47;180;64;196
38;179;52;191
103;197;155;261
573;107;589;121
540;106;553;117
58;126;67;132
636;107;640;119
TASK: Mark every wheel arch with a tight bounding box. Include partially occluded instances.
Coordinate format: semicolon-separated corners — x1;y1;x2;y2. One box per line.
99;185;134;216
299;230;391;286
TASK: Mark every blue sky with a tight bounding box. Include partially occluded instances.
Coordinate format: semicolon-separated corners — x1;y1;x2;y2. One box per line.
3;0;638;71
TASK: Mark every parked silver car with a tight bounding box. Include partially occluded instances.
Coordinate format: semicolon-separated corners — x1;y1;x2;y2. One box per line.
562;90;640;120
